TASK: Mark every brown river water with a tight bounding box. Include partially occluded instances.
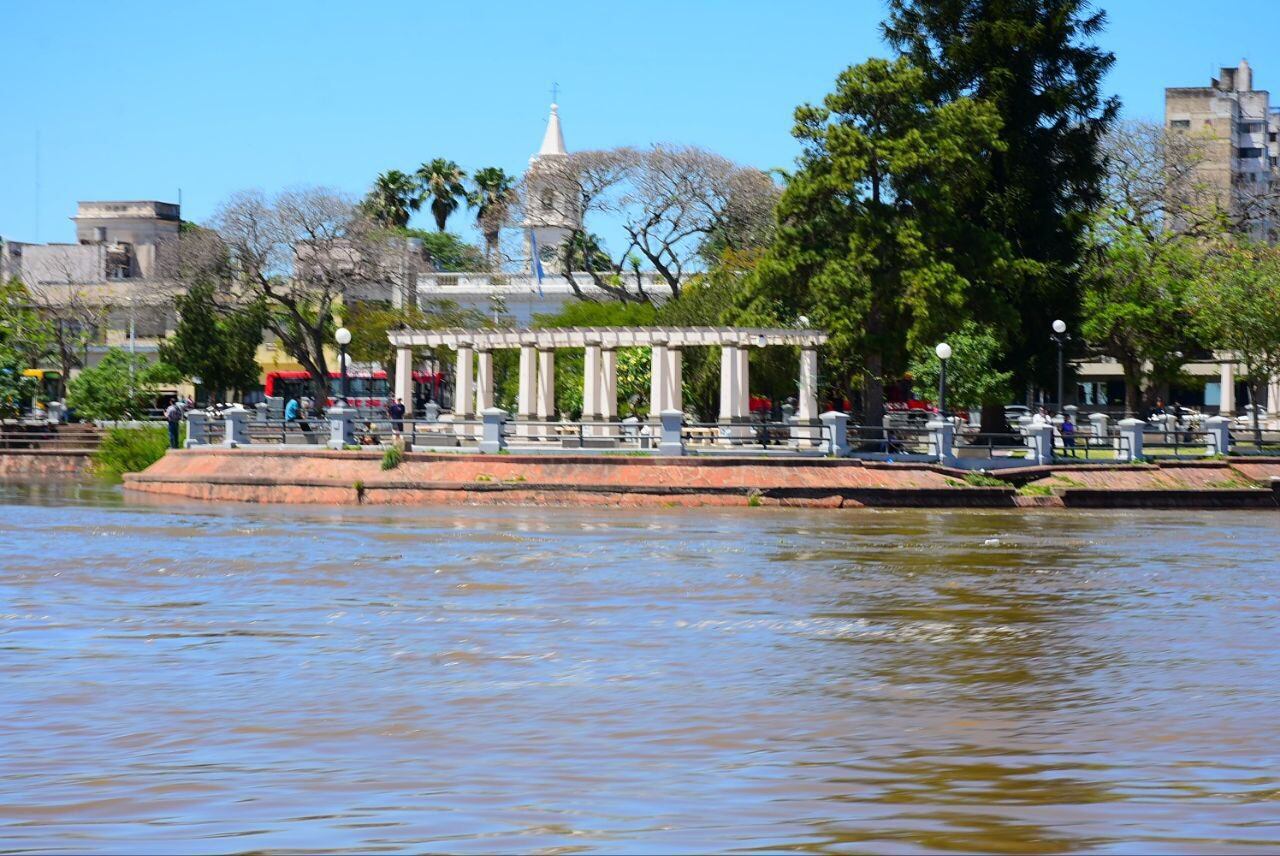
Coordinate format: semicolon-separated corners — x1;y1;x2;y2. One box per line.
1;481;1278;854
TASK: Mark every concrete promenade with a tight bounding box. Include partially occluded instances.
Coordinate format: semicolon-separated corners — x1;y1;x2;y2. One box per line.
123;447;1280;509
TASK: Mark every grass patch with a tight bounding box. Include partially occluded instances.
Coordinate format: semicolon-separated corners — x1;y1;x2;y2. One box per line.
747;489;763;507
963;471;1009;488
93;425;183;482
353;480;366;503
1017;483;1054;497
380;446;403;471
475;473;494;482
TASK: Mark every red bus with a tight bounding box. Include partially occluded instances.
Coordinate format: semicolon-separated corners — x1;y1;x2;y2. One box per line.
264;370;446;410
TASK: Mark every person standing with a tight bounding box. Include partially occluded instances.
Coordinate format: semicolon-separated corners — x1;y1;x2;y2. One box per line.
388;397;406;435
163;398;183;449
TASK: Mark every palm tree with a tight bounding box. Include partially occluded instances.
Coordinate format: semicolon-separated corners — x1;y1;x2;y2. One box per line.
468;167;517;265
361;169;419;228
415;159;467;232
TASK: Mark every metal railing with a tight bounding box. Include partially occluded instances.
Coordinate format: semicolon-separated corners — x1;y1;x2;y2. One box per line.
498;420;653;452
847;424;934;456
956;432;1033;460
1054;431;1130;462
0;424;105;451
1141;430;1215;458
1229;429;1280;456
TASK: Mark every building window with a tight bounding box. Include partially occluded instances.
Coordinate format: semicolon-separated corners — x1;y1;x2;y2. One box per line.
1270;132;1278;142
1169;119;1190;129
1239;147;1263;159
1239;121;1265;133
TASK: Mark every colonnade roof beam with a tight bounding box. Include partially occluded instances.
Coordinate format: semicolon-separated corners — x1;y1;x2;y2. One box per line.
387;326;829;350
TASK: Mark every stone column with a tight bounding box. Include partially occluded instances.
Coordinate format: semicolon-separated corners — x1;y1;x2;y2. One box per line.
664;346;683;417
601;348;618;431
718;344;738;423
475;349;494;413
1219;360;1236;416
1089;412;1109;446
649;341;668;421
736;345;751;418
516;342;537;438
795;346;819;446
454;345;474;425
536;348;556;435
394;346;414;417
583;342;602;434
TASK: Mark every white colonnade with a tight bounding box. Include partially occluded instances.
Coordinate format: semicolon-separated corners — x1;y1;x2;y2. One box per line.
388;327;829;439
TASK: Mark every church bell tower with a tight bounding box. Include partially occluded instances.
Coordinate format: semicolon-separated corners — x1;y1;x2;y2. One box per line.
523;102;579;273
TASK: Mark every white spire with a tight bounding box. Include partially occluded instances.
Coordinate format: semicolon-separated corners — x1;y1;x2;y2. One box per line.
538;103;567;157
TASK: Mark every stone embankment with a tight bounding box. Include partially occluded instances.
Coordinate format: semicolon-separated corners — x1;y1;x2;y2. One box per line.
123;447;1280;509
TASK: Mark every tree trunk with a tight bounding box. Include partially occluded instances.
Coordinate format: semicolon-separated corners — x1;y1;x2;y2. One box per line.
1122;359;1142;418
863;353;885;430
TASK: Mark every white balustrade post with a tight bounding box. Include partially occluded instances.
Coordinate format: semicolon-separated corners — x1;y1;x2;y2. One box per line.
1269;374;1280;418
1089;412;1109;446
184;410;207;447
479;407;508;454
820;411;849;457
1117;417;1145;462
516;342;537;438
658;409;685;456
927;419;956;465
1204;415;1231;456
394;346;414;417
223;405;250;447
325;406;356;450
536;347;555;437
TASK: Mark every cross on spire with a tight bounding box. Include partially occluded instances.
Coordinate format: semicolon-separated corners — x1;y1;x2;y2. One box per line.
551;82;560;103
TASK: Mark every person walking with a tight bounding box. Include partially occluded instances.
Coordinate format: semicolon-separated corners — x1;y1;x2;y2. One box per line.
388;397;406;436
163;398;183;449
1061;413;1076;455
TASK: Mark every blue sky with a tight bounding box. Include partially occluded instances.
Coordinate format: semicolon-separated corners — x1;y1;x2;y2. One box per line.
4;0;1278;246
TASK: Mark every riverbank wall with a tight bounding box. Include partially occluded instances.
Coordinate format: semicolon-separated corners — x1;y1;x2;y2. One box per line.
122;447;1280;509
0;450;95;480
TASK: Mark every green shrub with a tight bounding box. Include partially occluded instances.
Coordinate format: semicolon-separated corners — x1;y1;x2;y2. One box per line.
93;425;179;482
381;446;403;471
963;471;1009;487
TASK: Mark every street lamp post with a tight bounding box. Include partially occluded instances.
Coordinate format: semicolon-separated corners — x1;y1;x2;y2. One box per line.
1051;319;1067;414
335;327;352;407
935;342;952;419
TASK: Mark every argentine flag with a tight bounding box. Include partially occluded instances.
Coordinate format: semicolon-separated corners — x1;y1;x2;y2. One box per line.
529;229;545;297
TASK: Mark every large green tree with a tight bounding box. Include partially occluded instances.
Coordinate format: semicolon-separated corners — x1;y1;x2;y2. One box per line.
883;0;1120;391
159;280;265;404
907;320;1013;411
748;57;1008;425
1192;245;1280;437
66;349;180;421
416;159;467;232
